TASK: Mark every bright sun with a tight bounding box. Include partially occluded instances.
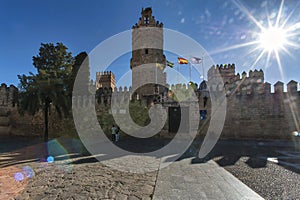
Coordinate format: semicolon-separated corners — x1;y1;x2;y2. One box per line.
259;27;287;52
210;0;300;72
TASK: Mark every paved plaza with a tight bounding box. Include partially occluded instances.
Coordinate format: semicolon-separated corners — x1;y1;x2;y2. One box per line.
0;137;300;199
153;158;263;200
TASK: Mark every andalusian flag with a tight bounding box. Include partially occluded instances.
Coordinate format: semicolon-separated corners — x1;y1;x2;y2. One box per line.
156;63;164;70
166;60;174;68
178;57;188;64
190;57;202;64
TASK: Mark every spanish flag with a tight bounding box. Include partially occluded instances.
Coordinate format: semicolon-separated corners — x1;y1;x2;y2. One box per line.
178;57;188;64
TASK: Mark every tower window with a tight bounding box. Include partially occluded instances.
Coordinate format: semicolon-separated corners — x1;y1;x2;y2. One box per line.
145;49;148;54
144;17;149;24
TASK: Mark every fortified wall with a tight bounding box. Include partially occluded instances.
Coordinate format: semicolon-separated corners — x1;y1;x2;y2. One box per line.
76;78;297;140
74;84;199;136
1;64;299;139
85;64;300;139
0;83;18;135
206;64;300;139
0;83;74;137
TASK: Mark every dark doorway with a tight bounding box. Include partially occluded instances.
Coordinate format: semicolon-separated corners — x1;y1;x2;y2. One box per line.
168;106;189;133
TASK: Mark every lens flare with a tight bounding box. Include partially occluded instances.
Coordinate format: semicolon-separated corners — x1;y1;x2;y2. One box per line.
292;131;299;137
22;166;35;179
211;0;300;72
0;166;29;199
259;27;287;52
14;172;24;182
47;156;54;163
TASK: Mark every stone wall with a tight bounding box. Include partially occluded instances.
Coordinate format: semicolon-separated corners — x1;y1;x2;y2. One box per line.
0;83;76;137
222;78;299;139
2;66;300;140
0;83;18;136
74;77;300;140
205;65;300;139
95;71;116;90
131;7;167;97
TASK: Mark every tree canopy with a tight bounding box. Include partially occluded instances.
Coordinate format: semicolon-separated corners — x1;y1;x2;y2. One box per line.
18;42;74;142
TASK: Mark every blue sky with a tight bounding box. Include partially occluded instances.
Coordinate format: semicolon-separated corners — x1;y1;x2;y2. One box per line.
1;0;300;88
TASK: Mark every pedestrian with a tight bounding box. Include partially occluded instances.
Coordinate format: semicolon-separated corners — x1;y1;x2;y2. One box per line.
111;124;117;142
115;125;120;142
203;96;208;107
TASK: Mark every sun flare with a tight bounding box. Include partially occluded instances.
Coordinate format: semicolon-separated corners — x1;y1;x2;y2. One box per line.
211;0;300;72
259;27;287;52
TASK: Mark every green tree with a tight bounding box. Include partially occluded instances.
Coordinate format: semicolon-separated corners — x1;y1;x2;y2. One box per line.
18;42;74;143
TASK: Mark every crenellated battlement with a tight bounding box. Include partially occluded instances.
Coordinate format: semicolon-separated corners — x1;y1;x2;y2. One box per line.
205;65;300;102
96;71;115;77
208;64;265;85
95;71;116;90
0;83;18;108
209;63;236;71
77;78;300;108
236;69;264;83
132;7;163;29
208;63;236;84
224;80;300;97
74;83;197;108
0;83;18;135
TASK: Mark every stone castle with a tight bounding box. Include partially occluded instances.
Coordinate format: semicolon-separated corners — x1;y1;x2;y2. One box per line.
0;84;18;135
207;64;299;139
0;7;299;139
74;63;299;139
1;64;299;139
131;7;166;98
96;71;116;90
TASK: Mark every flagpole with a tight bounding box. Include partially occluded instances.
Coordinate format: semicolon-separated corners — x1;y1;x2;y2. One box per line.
176;60;179;84
155;58;158;85
202;56;205;80
189;62;192;83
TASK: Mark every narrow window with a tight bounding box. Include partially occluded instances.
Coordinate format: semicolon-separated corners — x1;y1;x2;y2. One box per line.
145;49;148;54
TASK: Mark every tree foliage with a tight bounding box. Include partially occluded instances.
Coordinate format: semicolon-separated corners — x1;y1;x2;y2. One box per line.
129;100;151;127
18;42;74;142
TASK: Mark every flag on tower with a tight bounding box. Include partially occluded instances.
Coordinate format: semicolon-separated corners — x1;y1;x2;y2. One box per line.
178;57;188;64
190;57;202;64
166;60;174;68
156;63;164;70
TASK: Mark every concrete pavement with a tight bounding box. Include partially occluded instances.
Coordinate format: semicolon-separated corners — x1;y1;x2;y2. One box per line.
153;157;264;200
1;137;268;199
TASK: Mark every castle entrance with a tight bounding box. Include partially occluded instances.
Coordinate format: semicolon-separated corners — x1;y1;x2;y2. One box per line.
168;106;189;133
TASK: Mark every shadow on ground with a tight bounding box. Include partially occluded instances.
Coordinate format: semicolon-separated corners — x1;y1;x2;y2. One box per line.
1;136;300;175
0;136;92;168
177;138;300;174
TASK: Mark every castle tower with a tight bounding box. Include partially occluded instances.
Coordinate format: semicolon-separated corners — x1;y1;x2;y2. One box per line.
130;7;166;98
207;64;236;84
96;71;116;90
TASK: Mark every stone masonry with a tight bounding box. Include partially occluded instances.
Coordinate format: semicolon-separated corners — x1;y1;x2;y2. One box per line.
96;71;116;90
205;64;300;139
130;7;167;98
1;63;299;139
0;83;18;135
